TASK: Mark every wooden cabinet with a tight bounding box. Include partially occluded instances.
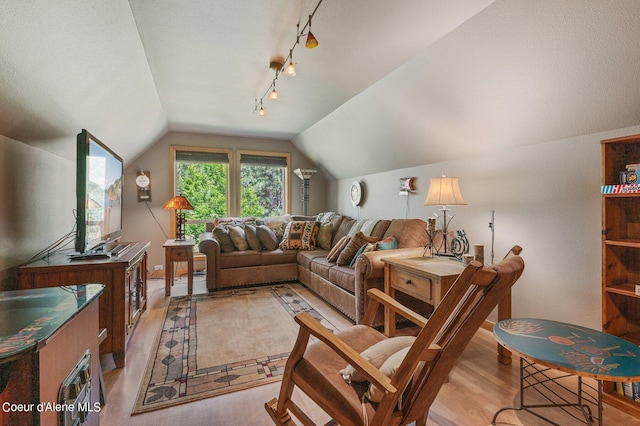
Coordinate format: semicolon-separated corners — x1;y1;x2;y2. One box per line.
601;134;640;418
17;242;149;368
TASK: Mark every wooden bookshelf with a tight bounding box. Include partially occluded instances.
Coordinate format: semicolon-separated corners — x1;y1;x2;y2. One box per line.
601;134;640;415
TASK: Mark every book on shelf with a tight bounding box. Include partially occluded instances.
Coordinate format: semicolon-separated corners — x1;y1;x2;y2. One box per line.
602;184;640;194
626;163;640;170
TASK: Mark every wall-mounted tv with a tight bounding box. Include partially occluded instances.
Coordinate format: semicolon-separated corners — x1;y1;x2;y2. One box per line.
75;129;123;254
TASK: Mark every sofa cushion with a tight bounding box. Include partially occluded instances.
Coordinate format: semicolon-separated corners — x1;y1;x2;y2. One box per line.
228;225;249;251
280;221;320;250
261;248;300;265
374;235;398;251
383;219;428;248
350;243;374;267
297;250;329;270
256;225;279;250
310;256;336;280
369;220;391;239
333;217;356;247
337;232;379;266
327;236;350;262
328;265;356;293
220;250;262;268
213;226;236;252
316;223;333;250
244;225;262;251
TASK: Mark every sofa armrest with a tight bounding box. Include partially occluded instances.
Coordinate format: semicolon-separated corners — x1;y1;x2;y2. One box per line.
199;232;221;290
355;246;426;279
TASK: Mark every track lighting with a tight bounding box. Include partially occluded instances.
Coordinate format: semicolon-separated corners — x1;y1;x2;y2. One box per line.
285;49;296;77
253;0;323;116
305;16;318;48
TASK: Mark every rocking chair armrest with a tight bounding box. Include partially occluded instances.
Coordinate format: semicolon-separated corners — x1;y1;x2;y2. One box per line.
366;288;429;327
294;312;397;395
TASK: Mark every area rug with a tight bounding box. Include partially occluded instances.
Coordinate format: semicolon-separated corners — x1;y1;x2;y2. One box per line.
132;283;339;414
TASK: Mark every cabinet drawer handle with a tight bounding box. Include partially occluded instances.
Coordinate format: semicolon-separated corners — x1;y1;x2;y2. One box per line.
405;279;412;285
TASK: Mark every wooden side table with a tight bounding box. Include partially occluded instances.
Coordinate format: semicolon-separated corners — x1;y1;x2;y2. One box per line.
163;239;195;296
382;255;512;364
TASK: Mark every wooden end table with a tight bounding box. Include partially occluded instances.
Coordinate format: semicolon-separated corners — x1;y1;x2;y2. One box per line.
163;239;195;296
382;255;512;364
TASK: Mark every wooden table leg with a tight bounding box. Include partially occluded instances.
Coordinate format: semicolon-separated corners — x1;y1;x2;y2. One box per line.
165;247;171;297
187;250;193;295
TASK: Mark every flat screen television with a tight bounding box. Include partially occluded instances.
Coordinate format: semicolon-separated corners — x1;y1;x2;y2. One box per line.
75;129;123;254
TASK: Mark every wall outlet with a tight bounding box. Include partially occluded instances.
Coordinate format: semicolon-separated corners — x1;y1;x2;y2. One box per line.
154;265;163;271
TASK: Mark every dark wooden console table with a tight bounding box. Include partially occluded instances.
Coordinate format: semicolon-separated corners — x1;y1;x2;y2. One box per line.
17;241;150;368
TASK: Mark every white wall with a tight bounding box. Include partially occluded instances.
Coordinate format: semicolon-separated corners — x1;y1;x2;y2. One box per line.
0;135;75;289
334;126;640;329
122;131;329;271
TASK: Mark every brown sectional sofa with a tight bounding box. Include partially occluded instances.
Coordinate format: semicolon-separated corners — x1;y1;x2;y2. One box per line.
198;213;430;323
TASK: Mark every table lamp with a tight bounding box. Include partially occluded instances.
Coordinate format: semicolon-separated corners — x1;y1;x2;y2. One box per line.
424;174;467;255
163;194;194;241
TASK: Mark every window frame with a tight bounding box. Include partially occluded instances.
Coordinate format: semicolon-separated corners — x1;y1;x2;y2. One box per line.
235;150;291;217
169;145;232;238
169;146;291;238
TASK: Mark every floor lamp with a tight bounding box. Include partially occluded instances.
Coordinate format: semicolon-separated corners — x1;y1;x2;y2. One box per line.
294;168;317;216
424;174;467;255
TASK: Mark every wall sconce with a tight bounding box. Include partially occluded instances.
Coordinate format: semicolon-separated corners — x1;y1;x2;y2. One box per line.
294;168;318;216
163;194;194;241
424;174;467;255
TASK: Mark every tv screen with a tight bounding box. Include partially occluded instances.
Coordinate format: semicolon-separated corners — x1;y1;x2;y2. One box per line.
75;129;123;253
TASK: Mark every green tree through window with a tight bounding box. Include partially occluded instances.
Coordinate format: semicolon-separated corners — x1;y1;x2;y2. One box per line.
175;150;229;240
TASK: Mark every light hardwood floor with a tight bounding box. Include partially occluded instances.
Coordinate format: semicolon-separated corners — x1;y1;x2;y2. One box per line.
99;276;639;425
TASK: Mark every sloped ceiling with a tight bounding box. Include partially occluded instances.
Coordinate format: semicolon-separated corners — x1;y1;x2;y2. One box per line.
1;1;640;180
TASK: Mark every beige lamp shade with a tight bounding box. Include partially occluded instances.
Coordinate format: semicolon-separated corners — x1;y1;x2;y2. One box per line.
424;176;467;206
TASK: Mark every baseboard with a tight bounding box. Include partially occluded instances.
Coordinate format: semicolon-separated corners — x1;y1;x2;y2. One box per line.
481;319;495;332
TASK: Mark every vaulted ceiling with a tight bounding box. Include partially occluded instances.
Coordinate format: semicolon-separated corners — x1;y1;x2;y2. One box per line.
2;1;640;179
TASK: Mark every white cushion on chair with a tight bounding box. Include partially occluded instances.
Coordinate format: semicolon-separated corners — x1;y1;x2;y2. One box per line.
365;346;412;402
339;335;416;382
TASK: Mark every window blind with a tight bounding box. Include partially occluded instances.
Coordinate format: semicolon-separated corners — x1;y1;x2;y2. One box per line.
240;154;288;168
176;151;229;164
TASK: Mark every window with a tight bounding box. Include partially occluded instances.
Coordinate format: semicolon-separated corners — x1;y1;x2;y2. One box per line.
171;147;231;240
170;147;290;240
237;151;290;217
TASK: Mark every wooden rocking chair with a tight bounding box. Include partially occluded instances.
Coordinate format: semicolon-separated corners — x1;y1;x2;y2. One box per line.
265;246;524;426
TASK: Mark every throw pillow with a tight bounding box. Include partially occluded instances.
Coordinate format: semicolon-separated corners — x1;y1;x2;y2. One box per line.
228;225;248;251
256;225;279;251
279;221;320;250
327;236;350;262
336;232;379;266
374;235;398;251
365;346;412;403
213;226;236;252
244;225;263;251
349;242;374;268
339;336;416;383
316;223;333;250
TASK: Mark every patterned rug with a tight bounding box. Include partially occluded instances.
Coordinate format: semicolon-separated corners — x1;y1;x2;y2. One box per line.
132;283;339;414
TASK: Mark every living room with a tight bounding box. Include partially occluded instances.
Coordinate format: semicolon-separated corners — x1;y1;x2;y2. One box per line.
2;1;640;425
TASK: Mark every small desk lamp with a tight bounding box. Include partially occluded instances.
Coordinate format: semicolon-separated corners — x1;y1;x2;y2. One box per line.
163;194;194;241
424;174;467;255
